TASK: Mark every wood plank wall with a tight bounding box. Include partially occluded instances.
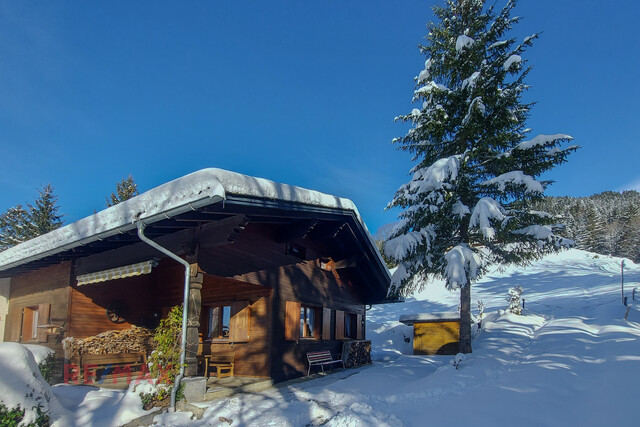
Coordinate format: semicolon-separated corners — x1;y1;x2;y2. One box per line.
155;262;274;378
4;262;72;356
198;224;367;382
200;275;272;378
0;278;9;343
4;220;373;384
268;261;365;382
67;273;156;338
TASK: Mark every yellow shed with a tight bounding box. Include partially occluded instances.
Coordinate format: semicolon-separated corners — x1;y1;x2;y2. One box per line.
399;312;460;355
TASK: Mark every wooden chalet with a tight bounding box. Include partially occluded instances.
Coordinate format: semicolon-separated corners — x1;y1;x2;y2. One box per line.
0;169;390;383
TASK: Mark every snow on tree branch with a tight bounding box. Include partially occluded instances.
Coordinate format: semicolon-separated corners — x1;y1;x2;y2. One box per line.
512;225;574;248
456;35;475;52
469;197;506;240
385;227;436;261
515;133;573;150
444;244;482;289
480;171;544;194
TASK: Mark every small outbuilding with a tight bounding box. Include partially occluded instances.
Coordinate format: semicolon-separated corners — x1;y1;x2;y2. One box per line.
399;312;460;355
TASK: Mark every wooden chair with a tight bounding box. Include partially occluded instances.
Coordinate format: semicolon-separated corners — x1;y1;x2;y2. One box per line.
204;353;234;379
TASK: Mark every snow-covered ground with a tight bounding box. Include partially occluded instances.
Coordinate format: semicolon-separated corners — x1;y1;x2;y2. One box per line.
152;249;640;426
2;249;640;426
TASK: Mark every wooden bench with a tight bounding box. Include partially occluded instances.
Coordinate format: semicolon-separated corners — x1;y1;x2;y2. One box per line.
306;351;344;376
204;354;234;379
79;353;147;382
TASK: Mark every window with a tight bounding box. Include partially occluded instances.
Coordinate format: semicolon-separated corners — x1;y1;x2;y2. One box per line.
22;304;50;343
336;311;364;340
345;313;356;339
300;306;316;338
204;302;250;342
207;305;231;339
285;302;329;341
22;306;39;341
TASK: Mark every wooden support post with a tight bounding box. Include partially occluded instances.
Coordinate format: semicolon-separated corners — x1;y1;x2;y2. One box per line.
185;263;203;377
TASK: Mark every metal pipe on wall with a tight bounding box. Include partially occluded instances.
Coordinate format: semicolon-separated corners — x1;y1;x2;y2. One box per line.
137;222;191;412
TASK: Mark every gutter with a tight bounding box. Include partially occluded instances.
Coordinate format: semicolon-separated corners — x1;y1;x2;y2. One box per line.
0;195;224;274
137;222;191;412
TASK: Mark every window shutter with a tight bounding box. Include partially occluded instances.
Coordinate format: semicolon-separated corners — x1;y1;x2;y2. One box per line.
20;308;32;342
335;310;345;340
285;301;301;341
356;313;363;340
230;301;250;342
36;304;50;343
322;308;331;340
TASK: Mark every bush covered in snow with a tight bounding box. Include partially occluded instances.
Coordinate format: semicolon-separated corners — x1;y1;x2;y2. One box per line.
506;286;524;315
0;403;49;427
0;343;62;426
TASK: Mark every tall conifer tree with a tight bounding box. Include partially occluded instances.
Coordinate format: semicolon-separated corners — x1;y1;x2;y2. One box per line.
106;175;139;207
29;184;63;236
0;185;63;250
0;205;32;250
386;0;577;352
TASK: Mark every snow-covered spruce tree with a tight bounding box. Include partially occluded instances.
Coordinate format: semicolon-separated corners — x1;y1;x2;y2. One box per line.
106;175;139;207
0;205;32;250
28;184;63;236
385;0;577;353
0;185;62;251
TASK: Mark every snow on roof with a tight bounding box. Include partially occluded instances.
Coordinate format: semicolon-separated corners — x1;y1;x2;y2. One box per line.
399;312;460;325
0;168;388;277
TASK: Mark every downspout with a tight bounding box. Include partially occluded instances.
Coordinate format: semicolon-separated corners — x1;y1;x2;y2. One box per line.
137;222;190;412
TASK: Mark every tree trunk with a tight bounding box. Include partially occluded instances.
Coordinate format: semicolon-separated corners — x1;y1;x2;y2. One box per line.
459;280;472;353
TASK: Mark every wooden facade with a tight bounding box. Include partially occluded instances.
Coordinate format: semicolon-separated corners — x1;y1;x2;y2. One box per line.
400;314;461;356
0;278;9;342
413;321;460;355
3;262;72;355
0;183;390;383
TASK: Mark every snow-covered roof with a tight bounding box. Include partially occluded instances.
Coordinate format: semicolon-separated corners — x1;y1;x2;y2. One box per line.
0;168;389;277
399;312;460;325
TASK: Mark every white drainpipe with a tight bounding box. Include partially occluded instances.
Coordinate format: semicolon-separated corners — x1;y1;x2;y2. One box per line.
137;222;191;412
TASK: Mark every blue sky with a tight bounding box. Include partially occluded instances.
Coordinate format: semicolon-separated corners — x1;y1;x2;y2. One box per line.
0;0;638;235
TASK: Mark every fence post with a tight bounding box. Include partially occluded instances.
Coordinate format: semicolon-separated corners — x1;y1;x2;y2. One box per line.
621;260;625;304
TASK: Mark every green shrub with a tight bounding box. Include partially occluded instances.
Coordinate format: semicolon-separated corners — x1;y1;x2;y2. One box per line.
148;305;184;385
139;383;184;410
0;403;49;427
38;354;55;384
0;403;25;427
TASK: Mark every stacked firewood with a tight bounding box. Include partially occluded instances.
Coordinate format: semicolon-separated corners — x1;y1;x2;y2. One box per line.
63;326;155;362
341;340;372;368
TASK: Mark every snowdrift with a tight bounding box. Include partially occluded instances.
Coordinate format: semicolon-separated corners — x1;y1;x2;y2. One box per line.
0;343;64;425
